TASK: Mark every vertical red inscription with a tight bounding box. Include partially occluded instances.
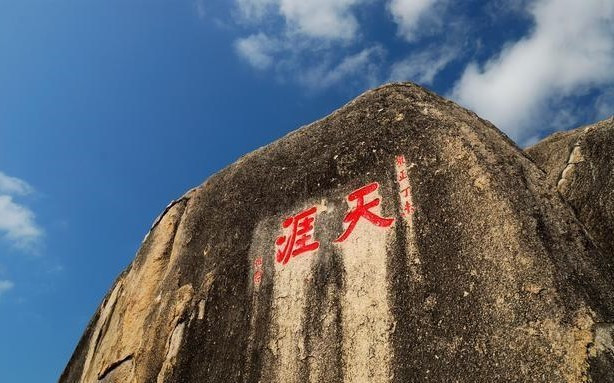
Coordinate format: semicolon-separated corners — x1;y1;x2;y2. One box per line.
253;270;263;285
275;206;320;265
395;155;416;218
403;200;415;215
253;257;264;285
399;186;411;198
334;182;395;242
398;169;408;182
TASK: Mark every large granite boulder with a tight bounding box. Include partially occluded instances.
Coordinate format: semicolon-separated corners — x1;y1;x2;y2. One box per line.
60;83;614;383
526;116;614;261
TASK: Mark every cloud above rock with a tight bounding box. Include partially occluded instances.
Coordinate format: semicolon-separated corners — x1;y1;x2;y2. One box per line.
451;0;614;143
0;171;43;251
220;0;614;143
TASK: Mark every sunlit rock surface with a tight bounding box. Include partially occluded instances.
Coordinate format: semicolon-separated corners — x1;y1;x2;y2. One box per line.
526;116;614;382
526;116;614;262
60;84;614;383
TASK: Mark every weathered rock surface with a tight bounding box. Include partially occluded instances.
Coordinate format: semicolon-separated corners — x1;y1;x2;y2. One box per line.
526;116;614;382
526;116;614;261
60;83;614;383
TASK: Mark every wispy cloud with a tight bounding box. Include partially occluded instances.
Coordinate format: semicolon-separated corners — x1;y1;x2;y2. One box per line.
387;0;445;42
0;171;43;251
451;0;614;143
234;0;276;22
231;0;453;90
0;280;14;296
232;0;384;89
298;46;386;90
483;0;532;20
235;33;280;70
235;0;366;41
389;44;458;85
0;171;34;196
194;0;206;19
277;0;363;40
215;0;614;143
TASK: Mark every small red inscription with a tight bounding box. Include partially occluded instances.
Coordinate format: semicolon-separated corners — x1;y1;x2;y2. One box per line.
398;169;408;182
275;206;320;265
403;200;415;216
395;155;416;218
253;256;264;286
253;270;263;284
400;186;411;198
334;182;395;242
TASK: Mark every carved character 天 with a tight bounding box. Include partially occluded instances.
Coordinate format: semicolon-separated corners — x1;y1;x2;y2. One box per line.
335;182;394;242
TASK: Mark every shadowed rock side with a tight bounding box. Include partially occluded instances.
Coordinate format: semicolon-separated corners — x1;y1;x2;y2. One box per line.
526;116;614;382
60;83;614;383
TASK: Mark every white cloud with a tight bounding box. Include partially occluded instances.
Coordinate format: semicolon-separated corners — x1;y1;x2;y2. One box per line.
235;33;280;70
232;0;451;89
278;0;363;40
0;280;14;296
235;0;276;21
390;45;457;84
298;46;385;89
236;0;365;41
0;196;42;249
0;171;33;196
0;172;42;251
388;0;442;42
233;0;383;89
452;0;614;142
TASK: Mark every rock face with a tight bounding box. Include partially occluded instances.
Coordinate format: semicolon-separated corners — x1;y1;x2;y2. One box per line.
525;117;614;383
526;117;614;262
60;83;614;383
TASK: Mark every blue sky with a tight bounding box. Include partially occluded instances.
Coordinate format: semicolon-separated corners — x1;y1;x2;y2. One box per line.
0;0;612;381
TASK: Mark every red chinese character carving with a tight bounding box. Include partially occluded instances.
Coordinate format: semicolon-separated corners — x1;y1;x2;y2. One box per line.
396;155;406;166
402;200;415;216
400;186;411;198
398;169;408;182
275;206;320;265
253;270;263;285
253;257;264;286
335;182;395;242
